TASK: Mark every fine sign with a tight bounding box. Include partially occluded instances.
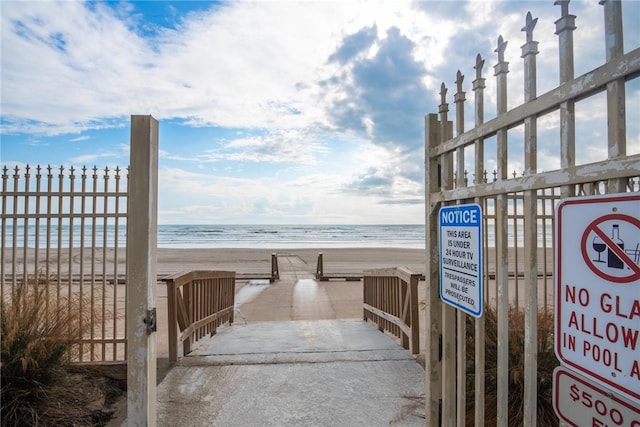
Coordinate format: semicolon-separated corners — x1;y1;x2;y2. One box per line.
555;193;640;404
553;367;640;426
439;203;483;318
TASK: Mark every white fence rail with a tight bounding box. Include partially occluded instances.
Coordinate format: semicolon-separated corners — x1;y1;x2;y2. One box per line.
1;164;128;362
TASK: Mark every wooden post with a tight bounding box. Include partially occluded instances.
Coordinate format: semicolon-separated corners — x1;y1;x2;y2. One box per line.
315;252;323;280
271;253;279;282
424;113;443;426
409;273;420;355
439;83;456;426
166;278;178;363
126;115;158;426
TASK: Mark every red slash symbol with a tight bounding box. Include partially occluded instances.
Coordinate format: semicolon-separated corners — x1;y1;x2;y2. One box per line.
580;213;640;284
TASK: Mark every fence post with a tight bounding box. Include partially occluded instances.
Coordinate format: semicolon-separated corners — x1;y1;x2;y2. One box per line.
601;0;627;193
271;253;279;282
494;34;510;427
425;112;444;425
166;278;178;363
316;252;324;280
472;53;487;427
439;82;457;425
454;71;467;427
126;115;159;426
409;273;420;355
521;12;539;427
555;0;576;198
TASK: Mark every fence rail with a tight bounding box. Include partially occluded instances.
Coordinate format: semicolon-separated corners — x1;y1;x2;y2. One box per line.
363;267;420;355
1;164;128;362
425;2;639;425
163;270;235;363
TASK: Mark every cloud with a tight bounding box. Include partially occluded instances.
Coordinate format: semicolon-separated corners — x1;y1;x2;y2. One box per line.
339;142;424;204
221;130;328;164
328;25;378;65
2;0;638;224
69;135;90;142
321;26;430;150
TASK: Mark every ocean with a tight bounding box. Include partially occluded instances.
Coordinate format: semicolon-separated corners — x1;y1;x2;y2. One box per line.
157;224;425;248
3;222;555;249
3;224;426;249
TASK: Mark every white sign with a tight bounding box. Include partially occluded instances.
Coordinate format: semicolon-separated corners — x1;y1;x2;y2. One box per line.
555;193;640;404
554;367;640;427
439;203;483;318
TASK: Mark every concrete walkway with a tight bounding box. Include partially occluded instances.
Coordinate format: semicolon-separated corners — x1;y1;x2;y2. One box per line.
155;254;425;426
156;319;425;426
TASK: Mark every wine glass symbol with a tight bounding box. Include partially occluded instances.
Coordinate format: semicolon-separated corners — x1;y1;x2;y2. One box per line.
592;235;606;263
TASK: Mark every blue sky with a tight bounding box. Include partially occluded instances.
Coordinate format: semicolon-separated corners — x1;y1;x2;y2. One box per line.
1;1;639;224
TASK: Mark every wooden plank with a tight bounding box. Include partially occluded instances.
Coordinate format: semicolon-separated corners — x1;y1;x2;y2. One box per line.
178;306;234;344
363;303;412;343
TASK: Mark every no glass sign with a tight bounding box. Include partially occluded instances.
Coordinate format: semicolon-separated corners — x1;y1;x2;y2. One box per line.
555;193;640;404
439;203;483;318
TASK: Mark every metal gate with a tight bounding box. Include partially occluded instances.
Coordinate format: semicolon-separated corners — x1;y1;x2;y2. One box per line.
424;2;639;425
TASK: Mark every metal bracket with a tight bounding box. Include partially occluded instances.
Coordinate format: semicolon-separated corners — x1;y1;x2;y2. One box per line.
144;308;157;334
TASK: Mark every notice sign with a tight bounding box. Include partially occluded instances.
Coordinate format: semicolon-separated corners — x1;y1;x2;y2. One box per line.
555;193;640;404
439;203;483;318
553;367;640;426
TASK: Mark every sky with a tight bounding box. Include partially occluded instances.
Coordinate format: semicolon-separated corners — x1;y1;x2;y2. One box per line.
1;0;639;225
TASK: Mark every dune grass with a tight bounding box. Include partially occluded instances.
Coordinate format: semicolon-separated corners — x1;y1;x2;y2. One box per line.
0;280;102;426
465;305;559;426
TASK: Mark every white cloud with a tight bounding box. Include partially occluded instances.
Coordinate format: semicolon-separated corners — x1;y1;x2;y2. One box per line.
2;0;638;224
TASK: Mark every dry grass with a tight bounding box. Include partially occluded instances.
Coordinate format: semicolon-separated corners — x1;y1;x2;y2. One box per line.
0;279;116;426
465;305;559;426
392;305;559;425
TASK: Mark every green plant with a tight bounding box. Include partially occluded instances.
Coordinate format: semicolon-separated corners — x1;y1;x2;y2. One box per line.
465;305;559;426
1;281;89;426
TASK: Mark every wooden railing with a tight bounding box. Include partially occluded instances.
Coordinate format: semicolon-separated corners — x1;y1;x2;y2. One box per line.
315;252;364;281
164;270;235;363
271;253;279;282
363;267;420;354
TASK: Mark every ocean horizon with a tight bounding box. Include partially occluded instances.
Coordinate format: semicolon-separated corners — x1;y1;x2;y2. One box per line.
3;224;426;249
3;222;553;249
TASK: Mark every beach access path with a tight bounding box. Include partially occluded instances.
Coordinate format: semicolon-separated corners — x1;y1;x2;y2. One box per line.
149;249;426;426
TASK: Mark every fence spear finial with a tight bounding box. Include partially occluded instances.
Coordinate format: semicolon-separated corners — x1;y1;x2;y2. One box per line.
474;54;484;80
455;70;464;94
522;11;538;43
495;35;507;63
